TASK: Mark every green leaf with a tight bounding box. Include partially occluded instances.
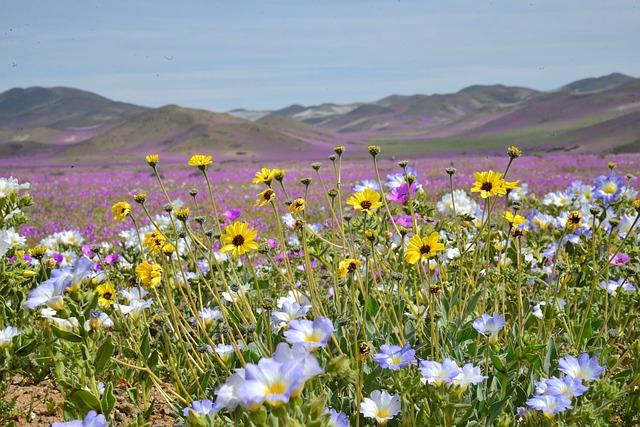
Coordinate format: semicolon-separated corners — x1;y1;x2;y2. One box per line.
147;350;159;370
127;387;139;407
94;336;114;375
487;397;510;425
51;325;82;343
100;383;116;416
366;294;379;318
140;329;150;361
15;339;39;357
463;290;483;320
543;337;557;376
491;354;506;373
69;389;101;414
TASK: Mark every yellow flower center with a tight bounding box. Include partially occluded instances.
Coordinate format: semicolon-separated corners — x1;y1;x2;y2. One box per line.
267;382;287;395
603;183;617;194
376;409;390;419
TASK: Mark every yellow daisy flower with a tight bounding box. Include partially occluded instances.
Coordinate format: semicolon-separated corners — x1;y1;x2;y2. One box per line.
346;188;383;215
252;167;276;185
220;221;259;257
504;211;527;226
470;170;508;198
289;198;306;215
143;230;166;254
255;189;276;207
95;282;116;306
405;232;444;264
337;258;361;278
145;154;159;167
111;201;131;221
188;155;212;168
136;260;163;288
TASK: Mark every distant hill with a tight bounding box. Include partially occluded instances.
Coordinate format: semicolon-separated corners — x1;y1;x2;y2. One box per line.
1;73;639;166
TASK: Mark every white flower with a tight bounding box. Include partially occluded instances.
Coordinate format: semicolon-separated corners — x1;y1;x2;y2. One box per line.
0;176;30;198
0;326;19;348
437;189;479;216
116;299;154;321
222;284;250;303
360;390;401;424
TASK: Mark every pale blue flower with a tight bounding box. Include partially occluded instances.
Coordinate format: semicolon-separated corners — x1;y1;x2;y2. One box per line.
284;316;334;349
360;390;401;424
183;399;218;417
419;358;460;387
473;312;507;343
373;343;415;370
526;395;572;418
558;353;605;381
52;410;108;427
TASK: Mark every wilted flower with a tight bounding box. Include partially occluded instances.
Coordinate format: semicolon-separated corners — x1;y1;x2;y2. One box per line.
111;201;131;221
337;258;361;278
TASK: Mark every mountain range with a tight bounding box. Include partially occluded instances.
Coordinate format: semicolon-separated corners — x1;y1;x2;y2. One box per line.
1;72;639;166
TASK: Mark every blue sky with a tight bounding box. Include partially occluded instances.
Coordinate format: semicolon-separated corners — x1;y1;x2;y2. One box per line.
2;0;639;111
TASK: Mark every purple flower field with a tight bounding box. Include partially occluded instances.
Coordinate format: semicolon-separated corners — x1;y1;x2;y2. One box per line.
4;151;639;246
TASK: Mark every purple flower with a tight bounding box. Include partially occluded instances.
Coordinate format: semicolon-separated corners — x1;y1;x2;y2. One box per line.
387;182;417;203
558;353;605;381
183;399;218;418
82;244;96;259
52;410;108;427
526;395;572;419
473;312;507;343
103;253;120;265
223;209;242;221
373;343;415;370
419;358;460;387
609;252;630;266
284;316;334;349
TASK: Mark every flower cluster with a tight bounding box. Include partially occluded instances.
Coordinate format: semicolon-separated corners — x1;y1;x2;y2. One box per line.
525;353;605;418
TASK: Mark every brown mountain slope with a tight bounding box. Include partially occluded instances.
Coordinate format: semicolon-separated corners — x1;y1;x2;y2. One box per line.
56;105;330;163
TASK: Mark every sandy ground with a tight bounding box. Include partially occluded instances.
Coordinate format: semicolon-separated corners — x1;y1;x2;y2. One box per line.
5;376;182;427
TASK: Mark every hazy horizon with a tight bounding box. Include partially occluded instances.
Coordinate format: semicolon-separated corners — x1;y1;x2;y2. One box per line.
3;1;640;112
